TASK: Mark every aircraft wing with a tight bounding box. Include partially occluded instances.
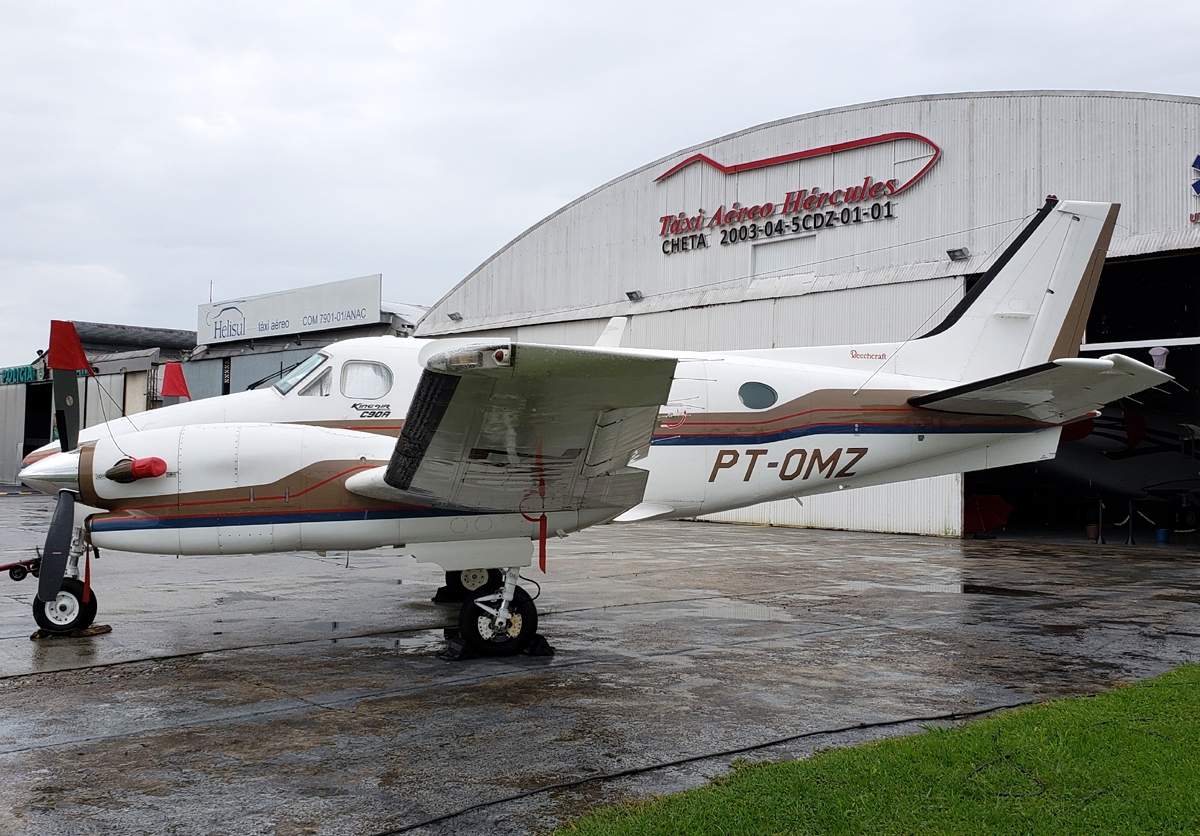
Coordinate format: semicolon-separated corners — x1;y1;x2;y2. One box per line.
908;354;1171;424
347;340;676;514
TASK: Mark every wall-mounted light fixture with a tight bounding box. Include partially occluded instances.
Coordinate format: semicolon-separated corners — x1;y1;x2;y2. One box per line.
447;311;463;321
947;247;971;261
626;290;644;302
1149;346;1169;371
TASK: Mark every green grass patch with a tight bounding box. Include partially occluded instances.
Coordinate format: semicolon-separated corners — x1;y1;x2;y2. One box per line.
558;665;1200;835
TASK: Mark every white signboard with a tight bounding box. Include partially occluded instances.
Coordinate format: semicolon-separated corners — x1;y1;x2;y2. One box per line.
198;275;382;345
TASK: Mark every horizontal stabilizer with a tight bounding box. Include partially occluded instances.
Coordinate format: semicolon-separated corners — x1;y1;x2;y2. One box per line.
909;354;1171;424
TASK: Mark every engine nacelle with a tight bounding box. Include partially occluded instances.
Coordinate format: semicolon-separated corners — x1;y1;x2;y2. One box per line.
81;423;398;555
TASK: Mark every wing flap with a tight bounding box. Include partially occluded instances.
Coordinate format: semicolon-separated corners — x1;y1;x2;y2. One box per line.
373;341;676;514
909;354;1171;423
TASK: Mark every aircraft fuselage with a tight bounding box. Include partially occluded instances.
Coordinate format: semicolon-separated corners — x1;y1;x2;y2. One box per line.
20;335;1057;557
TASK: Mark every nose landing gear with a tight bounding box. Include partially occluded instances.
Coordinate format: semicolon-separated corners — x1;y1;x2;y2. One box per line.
32;577;97;634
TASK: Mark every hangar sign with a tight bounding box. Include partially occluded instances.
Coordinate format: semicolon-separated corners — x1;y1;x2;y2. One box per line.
655;132;939;255
198;275;383;346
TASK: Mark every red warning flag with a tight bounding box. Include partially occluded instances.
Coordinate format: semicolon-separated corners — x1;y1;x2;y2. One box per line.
161;362;191;399
47;320;91;371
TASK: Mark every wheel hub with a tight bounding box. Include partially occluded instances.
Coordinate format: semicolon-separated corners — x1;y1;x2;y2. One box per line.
477;612;523;641
461;568;490;591
44;592;80;627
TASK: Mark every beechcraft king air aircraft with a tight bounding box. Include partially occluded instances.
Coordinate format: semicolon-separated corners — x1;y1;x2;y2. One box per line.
18;198;1171;655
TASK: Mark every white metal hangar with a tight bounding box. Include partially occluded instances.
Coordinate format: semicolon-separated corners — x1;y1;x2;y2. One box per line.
415;90;1200;536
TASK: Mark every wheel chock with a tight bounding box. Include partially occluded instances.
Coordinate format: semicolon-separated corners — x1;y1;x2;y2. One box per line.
30;624;113;641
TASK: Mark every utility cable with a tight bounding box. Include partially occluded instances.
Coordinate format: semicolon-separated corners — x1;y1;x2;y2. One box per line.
366;697;1041;836
851;209;1038;395
668;214;1033;296
81;367;135;458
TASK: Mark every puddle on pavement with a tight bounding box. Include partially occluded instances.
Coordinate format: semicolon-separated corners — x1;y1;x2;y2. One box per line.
1039;624;1084;635
1153;592;1200;605
961;583;1048;597
214;591;280;604
695;599;796;622
844;581;1049;597
302;620;361;634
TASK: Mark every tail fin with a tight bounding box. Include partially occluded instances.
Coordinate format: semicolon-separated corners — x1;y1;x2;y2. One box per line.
898;198;1118;383
595;316;628;348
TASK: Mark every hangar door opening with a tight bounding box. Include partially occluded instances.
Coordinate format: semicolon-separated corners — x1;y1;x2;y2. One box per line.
965;248;1200;538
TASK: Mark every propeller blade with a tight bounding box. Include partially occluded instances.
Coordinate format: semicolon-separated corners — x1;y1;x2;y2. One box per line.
47;320;91;453
36;491;75;603
52;369;81;453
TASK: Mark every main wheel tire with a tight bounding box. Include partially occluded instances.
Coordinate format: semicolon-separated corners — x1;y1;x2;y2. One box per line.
458;586;537;657
32;578;98;634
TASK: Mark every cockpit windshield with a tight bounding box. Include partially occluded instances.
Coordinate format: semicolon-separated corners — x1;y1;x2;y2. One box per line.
274;352;329;395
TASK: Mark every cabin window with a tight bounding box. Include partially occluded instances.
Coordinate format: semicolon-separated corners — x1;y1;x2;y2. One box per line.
738;381;777;410
341;361;393;399
298;368;332;397
274;352;328;395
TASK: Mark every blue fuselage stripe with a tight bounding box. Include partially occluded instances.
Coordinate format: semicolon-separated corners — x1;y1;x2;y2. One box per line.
651;423;1043;447
90;507;460;533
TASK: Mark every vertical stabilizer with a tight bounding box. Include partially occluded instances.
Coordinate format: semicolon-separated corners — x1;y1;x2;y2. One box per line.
896;199;1119;383
595;317;628;348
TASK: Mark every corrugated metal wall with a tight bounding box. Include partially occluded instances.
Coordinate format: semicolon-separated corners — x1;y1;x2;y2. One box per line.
0;386;26;484
507;275;963;352
704;476;963;536
422;92;1200;338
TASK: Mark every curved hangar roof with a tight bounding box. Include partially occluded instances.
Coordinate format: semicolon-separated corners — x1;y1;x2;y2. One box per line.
417;90;1200;338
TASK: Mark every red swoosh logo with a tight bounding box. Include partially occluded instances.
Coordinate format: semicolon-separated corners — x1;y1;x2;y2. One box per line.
655;131;941;196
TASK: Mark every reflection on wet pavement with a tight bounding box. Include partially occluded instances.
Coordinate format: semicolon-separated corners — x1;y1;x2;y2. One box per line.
0;494;1196;835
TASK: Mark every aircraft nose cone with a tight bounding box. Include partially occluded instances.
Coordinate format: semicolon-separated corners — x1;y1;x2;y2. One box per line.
19;450;81;496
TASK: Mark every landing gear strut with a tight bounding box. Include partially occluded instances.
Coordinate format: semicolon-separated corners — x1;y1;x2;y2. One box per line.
457;568;538;656
32;526;98;635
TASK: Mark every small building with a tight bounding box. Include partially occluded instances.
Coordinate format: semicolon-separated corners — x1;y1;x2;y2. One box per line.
183;275;425;398
0;322;197;484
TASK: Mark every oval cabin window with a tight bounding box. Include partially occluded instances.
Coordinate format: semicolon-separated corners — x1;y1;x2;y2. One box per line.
340;361;394;399
738;381;778;410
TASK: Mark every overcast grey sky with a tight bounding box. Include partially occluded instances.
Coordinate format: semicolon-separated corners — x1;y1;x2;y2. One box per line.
1;1;1197;365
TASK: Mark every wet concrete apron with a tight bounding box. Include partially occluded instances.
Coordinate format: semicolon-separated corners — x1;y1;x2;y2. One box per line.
0;493;1197;835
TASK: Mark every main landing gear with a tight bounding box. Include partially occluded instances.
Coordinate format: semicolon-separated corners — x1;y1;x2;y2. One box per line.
449;567;539;657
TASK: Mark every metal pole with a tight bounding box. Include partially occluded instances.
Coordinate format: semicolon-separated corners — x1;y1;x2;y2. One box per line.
1096;496;1105;545
1126;500;1135;546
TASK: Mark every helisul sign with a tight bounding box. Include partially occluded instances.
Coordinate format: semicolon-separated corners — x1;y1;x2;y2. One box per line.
198;275;383;346
654;132;939;255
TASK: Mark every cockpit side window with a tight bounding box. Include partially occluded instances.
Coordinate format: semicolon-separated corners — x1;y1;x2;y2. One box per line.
298;368;332;397
274;353;328;395
340;361;393;399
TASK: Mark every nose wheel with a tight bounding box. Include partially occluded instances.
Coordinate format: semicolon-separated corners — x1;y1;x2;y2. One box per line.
457;571;538;656
32;578;98;634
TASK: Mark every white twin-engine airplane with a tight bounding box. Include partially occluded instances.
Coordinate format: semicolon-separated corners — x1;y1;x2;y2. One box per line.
19;198;1170;655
